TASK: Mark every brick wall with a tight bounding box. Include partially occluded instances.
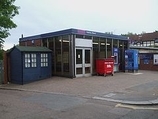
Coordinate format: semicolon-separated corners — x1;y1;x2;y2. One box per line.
19;41;26;46
34;39;41;46
19;39;42;46
139;60;158;71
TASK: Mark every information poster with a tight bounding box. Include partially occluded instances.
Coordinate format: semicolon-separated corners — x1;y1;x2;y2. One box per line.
153;54;158;65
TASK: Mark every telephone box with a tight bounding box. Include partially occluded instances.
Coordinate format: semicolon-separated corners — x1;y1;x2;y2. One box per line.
113;48;119;72
113;48;118;65
125;49;138;71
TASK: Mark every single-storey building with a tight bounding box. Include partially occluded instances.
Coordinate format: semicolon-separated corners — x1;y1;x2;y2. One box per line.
8;46;52;84
19;28;129;78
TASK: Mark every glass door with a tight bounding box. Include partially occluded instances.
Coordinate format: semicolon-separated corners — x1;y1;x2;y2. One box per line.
75;48;92;77
76;49;83;76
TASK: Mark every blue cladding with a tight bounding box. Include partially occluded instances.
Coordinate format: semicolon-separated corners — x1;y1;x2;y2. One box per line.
22;53;52;84
23;68;40;83
19;28;128;41
72;29;128;40
10;48;23;84
41;29;73;38
40;53;52;79
9;46;52;84
19;29;74;41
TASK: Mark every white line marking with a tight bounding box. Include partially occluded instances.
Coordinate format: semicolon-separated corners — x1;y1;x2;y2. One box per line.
104;93;116;97
125;73;143;75
115;103;158;110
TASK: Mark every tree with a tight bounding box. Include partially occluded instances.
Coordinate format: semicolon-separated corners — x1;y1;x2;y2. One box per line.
121;32;137;36
0;0;19;49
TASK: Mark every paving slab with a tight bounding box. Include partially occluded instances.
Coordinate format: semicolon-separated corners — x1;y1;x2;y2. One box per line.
1;70;158;105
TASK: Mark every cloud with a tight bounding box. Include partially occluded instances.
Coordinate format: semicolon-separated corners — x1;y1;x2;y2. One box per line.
3;0;158;50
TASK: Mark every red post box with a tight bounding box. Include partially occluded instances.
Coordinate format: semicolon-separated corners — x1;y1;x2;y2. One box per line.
96;58;114;76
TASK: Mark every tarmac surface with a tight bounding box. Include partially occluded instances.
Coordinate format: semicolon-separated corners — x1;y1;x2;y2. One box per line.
1;70;158;105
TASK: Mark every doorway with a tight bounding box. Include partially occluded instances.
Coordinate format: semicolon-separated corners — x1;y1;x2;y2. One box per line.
75;48;92;77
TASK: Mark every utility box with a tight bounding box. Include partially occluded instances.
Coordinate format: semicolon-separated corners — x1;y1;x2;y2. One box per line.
96;58;114;76
125;49;138;72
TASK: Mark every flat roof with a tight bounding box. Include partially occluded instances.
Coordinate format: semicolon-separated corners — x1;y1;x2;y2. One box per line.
19;28;129;41
8;46;52;53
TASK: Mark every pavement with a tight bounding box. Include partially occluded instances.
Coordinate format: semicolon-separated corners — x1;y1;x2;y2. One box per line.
93;79;158;105
1;70;158;105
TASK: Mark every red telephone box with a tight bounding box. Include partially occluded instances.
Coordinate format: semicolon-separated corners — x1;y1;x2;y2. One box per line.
96;58;114;76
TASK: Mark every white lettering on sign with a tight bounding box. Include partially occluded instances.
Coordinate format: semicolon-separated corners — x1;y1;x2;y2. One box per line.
86;31;97;35
107;65;111;68
104;62;113;64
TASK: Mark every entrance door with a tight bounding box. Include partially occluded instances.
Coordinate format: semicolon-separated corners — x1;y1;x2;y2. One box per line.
75;48;92;77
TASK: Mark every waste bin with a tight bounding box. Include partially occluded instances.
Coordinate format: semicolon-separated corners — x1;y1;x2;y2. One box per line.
96;58;114;76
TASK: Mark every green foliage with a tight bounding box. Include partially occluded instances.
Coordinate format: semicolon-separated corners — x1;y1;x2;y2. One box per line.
121;32;137;36
0;0;19;48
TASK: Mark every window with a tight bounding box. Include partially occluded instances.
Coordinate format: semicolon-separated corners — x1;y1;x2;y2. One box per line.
55;37;62;73
85;35;92;39
107;39;112;58
76;35;84;38
31;54;36;67
42;38;48;47
25;53;37;68
100;38;106;58
143;42;147;46
151;41;154;46
41;53;48;67
25;54;30;68
147;41;151;46
62;35;70;74
137;43;140;46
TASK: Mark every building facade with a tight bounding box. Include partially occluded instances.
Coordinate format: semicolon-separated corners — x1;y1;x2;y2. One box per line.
129;31;158;47
19;28;129;78
129;31;158;71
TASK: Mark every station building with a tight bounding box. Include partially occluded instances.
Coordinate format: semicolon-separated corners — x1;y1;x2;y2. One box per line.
19;28;129;78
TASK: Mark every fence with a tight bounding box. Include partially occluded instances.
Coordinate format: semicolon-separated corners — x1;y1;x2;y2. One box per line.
0;60;4;84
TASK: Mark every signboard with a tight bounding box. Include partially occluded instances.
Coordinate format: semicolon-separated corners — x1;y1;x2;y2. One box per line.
144;59;149;64
139;53;153;60
153;54;158;65
113;48;118;64
77;30;97;35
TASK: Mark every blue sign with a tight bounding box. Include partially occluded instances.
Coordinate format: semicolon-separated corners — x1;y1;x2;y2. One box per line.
144;59;149;64
113;48;118;52
113;48;118;64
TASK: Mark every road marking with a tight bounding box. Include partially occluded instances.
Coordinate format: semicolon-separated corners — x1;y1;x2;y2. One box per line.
125;73;143;75
133;73;143;75
92;96;123;103
115;103;158;110
104;93;116;97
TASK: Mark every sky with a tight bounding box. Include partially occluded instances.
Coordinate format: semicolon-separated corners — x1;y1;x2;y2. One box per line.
3;0;158;50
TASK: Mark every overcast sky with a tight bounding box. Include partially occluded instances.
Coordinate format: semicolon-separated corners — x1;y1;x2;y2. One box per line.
4;0;158;50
